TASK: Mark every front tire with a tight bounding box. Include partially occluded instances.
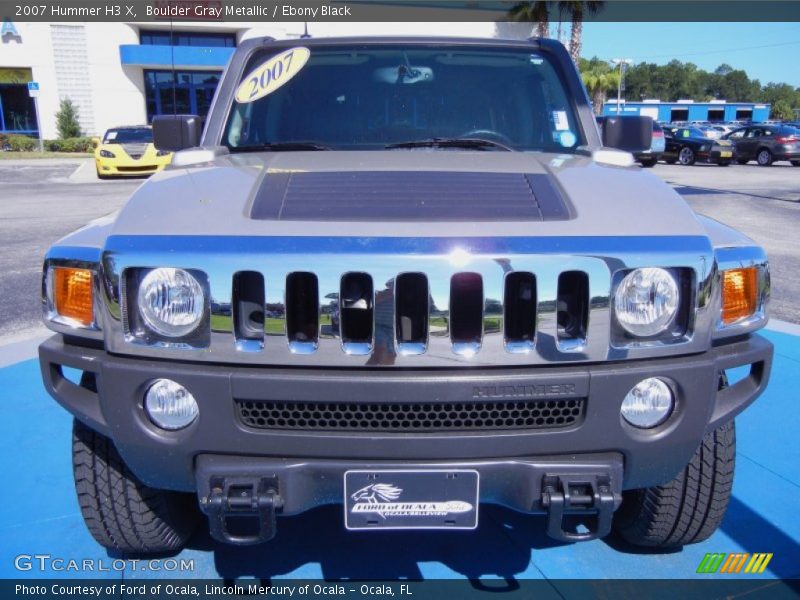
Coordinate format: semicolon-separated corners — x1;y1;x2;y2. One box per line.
678;147;696;165
613;420;735;548
72;419;200;554
757;148;773;166
791;160;800;167
639;158;657;168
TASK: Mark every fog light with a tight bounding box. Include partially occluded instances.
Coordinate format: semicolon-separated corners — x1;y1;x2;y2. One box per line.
144;379;198;430
621;378;673;428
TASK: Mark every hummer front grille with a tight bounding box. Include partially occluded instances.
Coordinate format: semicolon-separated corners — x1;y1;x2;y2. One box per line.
104;235;713;367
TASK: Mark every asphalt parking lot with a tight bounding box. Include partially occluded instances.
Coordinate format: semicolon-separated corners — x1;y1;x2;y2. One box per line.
0;157;798;340
0;160;139;340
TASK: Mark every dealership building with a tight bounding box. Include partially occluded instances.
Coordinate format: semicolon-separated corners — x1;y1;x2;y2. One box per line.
602;100;771;123
0;20;511;139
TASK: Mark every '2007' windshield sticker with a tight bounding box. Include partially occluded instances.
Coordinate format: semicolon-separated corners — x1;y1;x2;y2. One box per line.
235;47;311;104
558;131;577;147
553;110;569;131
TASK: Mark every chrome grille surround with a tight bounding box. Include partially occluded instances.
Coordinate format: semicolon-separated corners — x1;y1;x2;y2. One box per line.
97;234;717;367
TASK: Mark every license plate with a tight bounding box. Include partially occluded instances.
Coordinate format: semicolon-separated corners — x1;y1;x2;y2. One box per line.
344;469;479;530
720;151;732;158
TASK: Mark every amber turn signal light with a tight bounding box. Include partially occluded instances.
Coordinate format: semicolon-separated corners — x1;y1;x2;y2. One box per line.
722;267;758;325
53;267;94;326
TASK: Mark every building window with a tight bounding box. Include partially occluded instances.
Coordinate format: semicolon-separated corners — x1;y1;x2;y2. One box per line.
140;30;236;47
144;70;221;122
0;83;38;134
0;68;37;134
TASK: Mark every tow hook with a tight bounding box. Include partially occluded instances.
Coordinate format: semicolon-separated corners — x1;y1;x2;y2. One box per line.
541;474;616;542
201;476;282;545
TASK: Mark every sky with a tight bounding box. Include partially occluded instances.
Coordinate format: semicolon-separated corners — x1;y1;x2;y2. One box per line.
579;22;800;88
307;21;800;89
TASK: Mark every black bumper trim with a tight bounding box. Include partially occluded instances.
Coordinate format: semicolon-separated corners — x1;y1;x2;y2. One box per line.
39;333;772;494
194;453;624;518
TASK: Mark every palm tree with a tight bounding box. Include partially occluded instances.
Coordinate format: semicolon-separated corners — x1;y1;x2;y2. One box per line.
560;1;605;65
508;1;551;38
581;67;620;115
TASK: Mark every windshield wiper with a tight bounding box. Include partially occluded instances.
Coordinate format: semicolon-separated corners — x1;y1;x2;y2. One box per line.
386;137;515;152
232;141;331;152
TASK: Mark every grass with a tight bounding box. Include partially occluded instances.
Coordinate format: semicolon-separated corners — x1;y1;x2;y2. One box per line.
0;151;92;159
211;315;330;335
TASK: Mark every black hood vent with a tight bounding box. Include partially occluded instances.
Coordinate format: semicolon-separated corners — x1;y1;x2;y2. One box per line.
249;171;572;222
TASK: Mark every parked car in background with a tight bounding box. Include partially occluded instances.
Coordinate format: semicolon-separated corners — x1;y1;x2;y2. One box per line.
696;125;723;139
596;116;664;167
93;126;172;179
723;124;800;166
709;124;736;137
663;127;734;166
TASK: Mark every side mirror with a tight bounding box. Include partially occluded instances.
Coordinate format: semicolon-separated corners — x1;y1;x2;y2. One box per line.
600;116;653;153
152;114;202;152
91;137;100;148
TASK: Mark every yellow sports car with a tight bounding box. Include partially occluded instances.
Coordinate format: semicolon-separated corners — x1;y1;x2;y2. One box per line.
93;126;172;179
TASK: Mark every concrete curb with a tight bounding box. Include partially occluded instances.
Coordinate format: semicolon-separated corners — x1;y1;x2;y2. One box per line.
765;319;800;336
68;158;98;183
0;327;50;369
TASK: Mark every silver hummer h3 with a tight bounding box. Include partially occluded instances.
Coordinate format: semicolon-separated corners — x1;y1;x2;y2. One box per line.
40;36;772;553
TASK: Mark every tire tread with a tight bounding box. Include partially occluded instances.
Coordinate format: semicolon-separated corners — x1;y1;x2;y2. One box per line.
72;419;199;554
613;421;735;548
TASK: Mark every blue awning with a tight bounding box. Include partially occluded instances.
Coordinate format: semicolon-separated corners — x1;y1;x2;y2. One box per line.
119;44;234;69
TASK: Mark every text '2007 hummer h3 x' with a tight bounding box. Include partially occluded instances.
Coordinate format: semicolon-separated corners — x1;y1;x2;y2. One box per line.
39;36;772;554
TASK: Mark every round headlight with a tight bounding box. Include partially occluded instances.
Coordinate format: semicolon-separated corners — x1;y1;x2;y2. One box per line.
621;377;674;428
614;268;679;337
137;268;204;337
144;379;198;430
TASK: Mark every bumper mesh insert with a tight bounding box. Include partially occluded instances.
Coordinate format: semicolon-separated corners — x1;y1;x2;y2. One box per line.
236;398;585;432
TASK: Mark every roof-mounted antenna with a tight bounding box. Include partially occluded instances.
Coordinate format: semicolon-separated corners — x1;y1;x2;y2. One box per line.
301;22;311;39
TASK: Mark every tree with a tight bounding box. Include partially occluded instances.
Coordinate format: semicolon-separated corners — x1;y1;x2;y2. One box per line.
771;99;795;121
580;62;620;114
760;82;800;109
56;98;81;139
560;1;604;66
508;1;551;39
714;63;734;77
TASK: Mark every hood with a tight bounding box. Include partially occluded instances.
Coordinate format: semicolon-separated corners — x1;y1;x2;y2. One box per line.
109;151;707;239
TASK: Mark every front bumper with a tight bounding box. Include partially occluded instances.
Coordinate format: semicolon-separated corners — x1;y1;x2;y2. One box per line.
40;332;771;501
699;147;735;163
95;158;168;176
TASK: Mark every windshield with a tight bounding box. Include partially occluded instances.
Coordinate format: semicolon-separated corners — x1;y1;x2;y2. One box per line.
104;128;152;144
223;44;584;152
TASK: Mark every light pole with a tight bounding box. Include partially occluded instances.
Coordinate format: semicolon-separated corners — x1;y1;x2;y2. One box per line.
611;58;632;115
